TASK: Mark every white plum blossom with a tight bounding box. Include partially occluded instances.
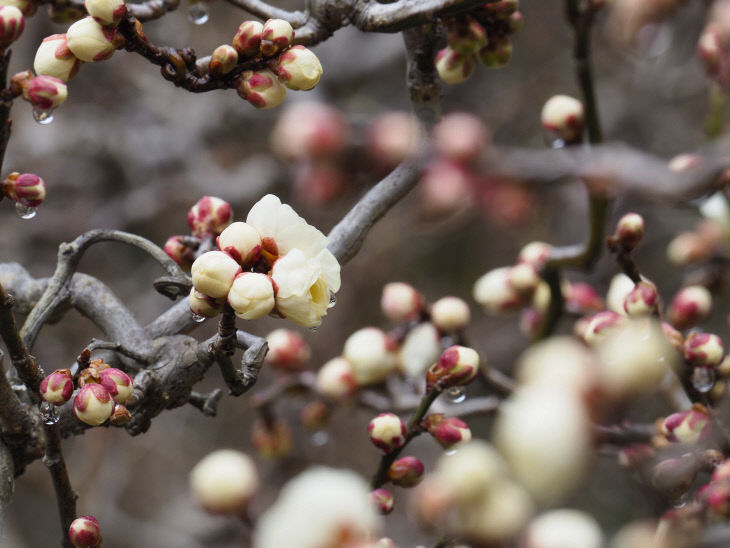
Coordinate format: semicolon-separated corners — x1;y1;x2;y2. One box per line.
271;248;331;327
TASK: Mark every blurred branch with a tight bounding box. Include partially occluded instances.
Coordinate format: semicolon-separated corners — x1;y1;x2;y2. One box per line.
127;0;181;21
0;440;13;538
352;0;489;32
43;423;76;548
220;0;308;25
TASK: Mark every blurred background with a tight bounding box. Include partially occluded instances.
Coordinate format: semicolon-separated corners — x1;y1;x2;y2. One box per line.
3;0;729;546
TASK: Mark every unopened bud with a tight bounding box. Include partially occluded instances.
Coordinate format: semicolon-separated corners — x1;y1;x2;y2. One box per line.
435;46;475;84
367;112;422;169
34;34;83;83
98;367;133;404
583;310;624;345
275;45;322;91
380;282;423;322
252;417;292;459
191;250;242;299
541;94;584;144
187;195;233;238
261;18;293;55
424;413;471;449
661;405;712;444
683;332;724;368
265;328;310;372
73;383;114;426
237;69;287;109
40;369;73;405
432;111;490;164
668;285;712;330
216;221;261;266
524;509;604;548
209;44;238;77
109;403;131;425
430;296;470;332
188;287;223;318
343;327;397;386
232;20;262;58
508;263;540;295
667;231;713;266
0;0;34;16
315;356;357;399
370;488;394;515
22;75;67;110
623;281;660;317
0;6;23;49
163;235;195;270
387;456;424;487
614;212;645;251
84;0;126;26
68;515;102;548
473;266;527;315
2;172;46;207
518;241;553;270
368;412;406;452
270;101;348;161
564;282;604;314
190;449;258;515
427;345;480;389
651;455;701;499
448;19;487;55
478;37;512;68
227;272;275;320
67;16;121;62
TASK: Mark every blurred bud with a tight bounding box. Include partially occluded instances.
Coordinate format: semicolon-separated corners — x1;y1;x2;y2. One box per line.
191;250;242;299
564;282;604;314
368;412;406;452
237;69;287;109
275;45;322;90
84;0;126;26
436;440;506;502
614;212;645;251
227;272;276;320
343;327;397;386
163;235;195;270
299;399;330;429
608;520;667;548
515;336;598;395
424;414;471;450
410;474;455;526
67;16;121;62
662;321;684;350
683;332;724;368
524;509;604;548
270;102;348;161
517;241;553;270
233;20;262;58
22;75;67;110
388;456;424;487
217;221;261;266
190;449;258;515
380;282;423;322
668;285;712;329
436;46;475;84
541;95;584;144
478;37;512;68
426;345;479;389
40;369;73;405
651;455;701;500
668;152;702;172
397;321;442;378
261;18;293;55
473;266;527;315
73;383;114;426
367;111;421;169
661;405;712;444
623;281;660;317
507;263;540;296
209;44;238;77
315;356;357;399
188;287;223;319
430;296;470;332
98;367;133;404
68;515;102;548
582;310;625;345
293;161;345;205
448;19;487;55
265;328;310;372
432;112;490;164
252;418;292;458
370;488;394;515
418;159;474;216
2;172;46;207
508;11;524;32
0;6;23;49
108;403;130;425
606;273;635;316
187;195;233;238
617;443;655;469
0;0;34;16
667;231;713;266
699;479;730;518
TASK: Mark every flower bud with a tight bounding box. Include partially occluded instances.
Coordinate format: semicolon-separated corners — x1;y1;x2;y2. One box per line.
667;231;713;266
34;34;82;83
264;328;310;372
0;6;23;49
661;405;712;444
299;399;329;429
424;414;471;450
187;195;233;238
73;383;114;425
448;19;487;55
367;111;422;169
209;44;238;77
232;20;262;58
270;101;348;161
435;46;475;84
275;45;322;90
367;412;406;452
387;456;424;487
623;281;659;317
2;172;46;207
582;310;624;345
508;263;540;295
370;488;394;515
237;69;287;109
436;440;506;502
22;76;67;110
216;221;261;265
606;273;634;316
651;455;701;500
188;287;223;318
190;449;258;515
518;241;553;269
0;0;34;16
252;417;292;458
541;94;584;144
315;356;358;399
432;111;490;164
380;282;423;322
426;345;479;389
261;18;293;55
478;37;512;68
227;272;276;320
430;296;470;332
564;282;604;314
67;16;121;62
524;509;604;548
419;159;474;216
614;212;645;251
397;321;442;377
343;327;397;386
97;367;133;404
68;515;102;548
516;336;598;395
683;332;724;368
668;285;712;330
473;266;527;315
84;0;126;26
191;250;242;299
163;235;194;270
109;403;130;425
40;369;73;405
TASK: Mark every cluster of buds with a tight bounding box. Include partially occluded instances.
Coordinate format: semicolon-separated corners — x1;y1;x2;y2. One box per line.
68;515;102;548
423;413;471;450
435;1;523;84
472;261;540;316
0;172;46;209
189;449;259;516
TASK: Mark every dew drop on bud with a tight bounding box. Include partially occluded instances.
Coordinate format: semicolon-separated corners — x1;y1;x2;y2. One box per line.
446;386;466;403
187;1;209;24
310;430;329;446
692;366;716;393
39;400;59;425
191;311;206;323
328;291;337;309
32;108;54;125
15;203;37;219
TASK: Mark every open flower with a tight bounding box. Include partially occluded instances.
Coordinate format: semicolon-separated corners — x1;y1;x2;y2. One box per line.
271;248;330;327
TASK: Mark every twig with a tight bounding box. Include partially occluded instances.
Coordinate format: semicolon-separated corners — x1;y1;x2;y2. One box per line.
219;0;308;26
126;0;181;21
236;330;269;390
188;388;223;416
43;423;76;548
86;339;154;366
352;0;489;33
212;306;247;395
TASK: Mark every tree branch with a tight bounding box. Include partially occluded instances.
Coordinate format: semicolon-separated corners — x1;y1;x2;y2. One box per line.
43;424;76;548
0;439;13;539
352;0;488;33
219;0;308;26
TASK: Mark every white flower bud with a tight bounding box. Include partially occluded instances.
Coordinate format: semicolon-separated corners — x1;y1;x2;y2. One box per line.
0;6;23;49
683;332;724;368
623;281;660;317
435;440;507;502
397;321;441;377
84;0;126;26
232;20;262;58
606;273;635;316
187;195;233;238
540;94;584;144
188;288;223;318
67;16;120;63
190;449;258;516
316;356;357;399
265;328;310;372
380;282;423;322
34;34;82;82
73;383;114;426
436;46;475;84
368;412;406;452
614;212;645;251
217;221;262;266
191;250;242;299
431;296;470;332
515;336;598;395
524;509;604;548
209;44;238;77
0;0;34;16
343;327;396;386
518;241;553;270
427;345;480;388
459;479;533;543
473;266;526;314
227;272;275;320
237;69;287;109
275;45;322;91
261;18;293;54
40;369;74;405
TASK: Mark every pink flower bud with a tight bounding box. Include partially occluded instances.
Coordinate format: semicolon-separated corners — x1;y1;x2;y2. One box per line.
683;332;724;368
661;405;712;444
109;403;131;425
367;412;406;452
623;281;660;317
418;159;474;216
430;296;470;332
22;75;67;110
188;287;223;318
264;328;310;372
232;20;263;58
387;456;424;487
614;212;645;251
0;6;23;49
473;266;527;315
270;101;348;161
227;272;275;320
435;46;475;84
541;95;584;144
275;45;322;91
367;111;422;169
315;356;357;399
380;282;423;322
713;457;730;482
343;327;397;386
73;383;114;426
2;172;46;207
84;0;126;26
369;488;394;515
509;10;524;32
98;367;133;404
216;221;261;266
667;285;712;330
209;44;238;77
478;37;513;68
67;16;121;62
651;455;701;499
68;515;102;548
190;449;258;515
699;479;730;517
582;310;625;345
237;69;287;109
517;241;553;270
191;250;242;299
34;34;82;82
187;195;233;238
252;417;292;459
163;235;195;270
448;19;487;56
261;18;293;55
563;282;604;314
40;368;73;405
427;345;480;389
424;414;472;449
667;231;713;266
432;112;490;164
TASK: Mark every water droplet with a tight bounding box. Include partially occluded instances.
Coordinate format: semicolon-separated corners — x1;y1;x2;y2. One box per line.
446;386;466;403
543;130;565;149
15;203;37;219
311;430;329;446
187;2;209;24
444;448;457;456
328;291;337;309
692;366;716;393
309;326;319;332
39;401;59;425
42;454;61;467
32;108;54;125
191;311;206;323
